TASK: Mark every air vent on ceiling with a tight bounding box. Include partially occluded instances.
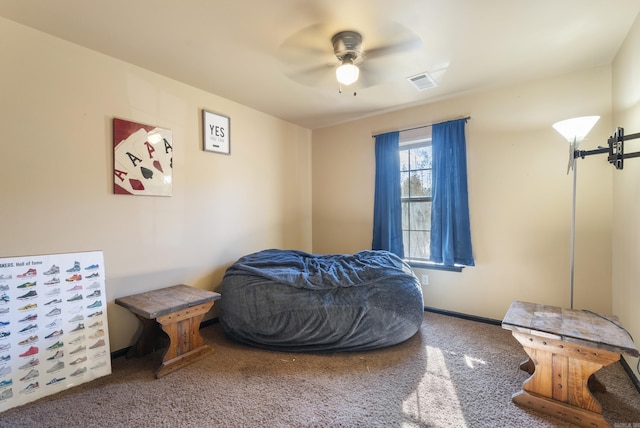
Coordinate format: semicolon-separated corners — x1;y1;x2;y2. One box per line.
407;72;437;91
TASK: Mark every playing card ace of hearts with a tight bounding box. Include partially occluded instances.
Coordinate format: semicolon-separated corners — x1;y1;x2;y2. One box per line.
113;118;173;196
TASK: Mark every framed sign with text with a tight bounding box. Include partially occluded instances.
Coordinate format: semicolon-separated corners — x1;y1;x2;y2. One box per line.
202;110;230;155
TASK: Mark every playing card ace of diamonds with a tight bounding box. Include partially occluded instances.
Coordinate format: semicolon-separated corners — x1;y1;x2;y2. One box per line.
113;118;173;196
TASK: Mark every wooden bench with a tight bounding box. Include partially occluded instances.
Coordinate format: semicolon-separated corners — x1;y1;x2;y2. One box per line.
502;301;639;428
115;284;221;378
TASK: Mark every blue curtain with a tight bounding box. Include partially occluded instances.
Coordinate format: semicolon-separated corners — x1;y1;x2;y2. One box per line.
430;118;474;266
371;131;404;258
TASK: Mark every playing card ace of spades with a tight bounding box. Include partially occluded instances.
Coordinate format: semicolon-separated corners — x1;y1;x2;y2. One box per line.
113;118;173;196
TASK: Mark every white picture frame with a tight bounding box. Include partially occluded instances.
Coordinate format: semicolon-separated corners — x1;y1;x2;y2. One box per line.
202;110;230;154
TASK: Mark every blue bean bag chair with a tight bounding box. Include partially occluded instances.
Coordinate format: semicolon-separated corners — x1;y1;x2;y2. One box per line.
218;249;424;352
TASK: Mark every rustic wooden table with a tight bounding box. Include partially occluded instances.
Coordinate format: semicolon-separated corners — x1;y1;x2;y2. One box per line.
502;301;639;428
116;284;221;378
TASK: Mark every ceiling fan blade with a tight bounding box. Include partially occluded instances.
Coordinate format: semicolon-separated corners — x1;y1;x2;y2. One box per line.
364;37;422;60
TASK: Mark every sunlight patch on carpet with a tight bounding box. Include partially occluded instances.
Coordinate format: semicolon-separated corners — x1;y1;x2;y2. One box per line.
401;345;468;427
464;355;487;369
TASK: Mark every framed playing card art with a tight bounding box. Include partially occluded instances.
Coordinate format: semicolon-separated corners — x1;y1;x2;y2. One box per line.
202;110;230;154
113;118;173;196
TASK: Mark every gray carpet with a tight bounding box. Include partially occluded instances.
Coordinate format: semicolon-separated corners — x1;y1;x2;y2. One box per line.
1;312;639;427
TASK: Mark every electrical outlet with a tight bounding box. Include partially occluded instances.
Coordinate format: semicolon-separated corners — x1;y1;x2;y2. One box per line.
421;274;429;285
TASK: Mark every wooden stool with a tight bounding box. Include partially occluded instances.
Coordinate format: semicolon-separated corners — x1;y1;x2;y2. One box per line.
502;301;639;428
116;284;221;378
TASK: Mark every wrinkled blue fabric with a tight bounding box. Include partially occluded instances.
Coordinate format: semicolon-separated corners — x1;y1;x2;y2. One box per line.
218;249;424;352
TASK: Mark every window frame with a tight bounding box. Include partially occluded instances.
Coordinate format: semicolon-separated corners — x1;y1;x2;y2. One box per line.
399;130;464;273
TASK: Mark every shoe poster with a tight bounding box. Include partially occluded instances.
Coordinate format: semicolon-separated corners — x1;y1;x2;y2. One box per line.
0;251;110;412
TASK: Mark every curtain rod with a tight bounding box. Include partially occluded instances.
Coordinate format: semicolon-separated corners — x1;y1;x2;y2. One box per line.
371;116;471;138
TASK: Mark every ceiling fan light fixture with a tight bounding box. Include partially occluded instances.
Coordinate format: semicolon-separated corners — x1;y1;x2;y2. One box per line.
336;59;359;86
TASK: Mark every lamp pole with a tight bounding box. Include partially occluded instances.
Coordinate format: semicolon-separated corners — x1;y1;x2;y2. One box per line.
570;145;577;309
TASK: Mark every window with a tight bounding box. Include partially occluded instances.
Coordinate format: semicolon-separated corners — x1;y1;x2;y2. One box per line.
399;128;432;262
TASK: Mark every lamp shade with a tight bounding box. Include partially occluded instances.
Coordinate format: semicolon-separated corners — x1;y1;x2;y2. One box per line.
336;62;359;86
552;116;600;144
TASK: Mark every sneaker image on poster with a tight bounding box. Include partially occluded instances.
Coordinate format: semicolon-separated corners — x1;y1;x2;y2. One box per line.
0;331;10;338
0;274;12;280
85;272;99;279
0;284;7;291
0;343;9;351
46;341;63;351
0;307;8;314
19;324;37;333
87;310;103;318
18;335;37;345
16;281;36;289
0;354;9;362
0;320;9;326
18;313;37;323
89;339;105;349
18;358;39;369
44;330;63;339
0;366;11;376
19;369;39;381
65;274;82;282
44;298;62;306
0;293;9;303
20;382;39;393
86;290;101;299
88;329;104;339
47;350;63;360
87;300;102;309
84;264;99;270
18;303;38;312
70;323;84;332
68;335;85;345
70;367;86;377
46;307;61;317
70;356;87;366
67;294;82;302
69;345;85;355
66;284;82;292
88;320;103;329
66;262;80;273
19;346;38;357
46;376;65;385
45;288;60;296
17;269;37;278
45;319;61;329
0;388;13;400
44;277;60;285
44;265;60;275
17;290;38;300
68;314;84;323
46;361;64;373
0;379;12;387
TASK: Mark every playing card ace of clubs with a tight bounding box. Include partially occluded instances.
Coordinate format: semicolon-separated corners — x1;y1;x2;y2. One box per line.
113;118;173;196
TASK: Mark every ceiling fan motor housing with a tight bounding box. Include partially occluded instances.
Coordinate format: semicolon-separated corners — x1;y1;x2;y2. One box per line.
332;31;364;64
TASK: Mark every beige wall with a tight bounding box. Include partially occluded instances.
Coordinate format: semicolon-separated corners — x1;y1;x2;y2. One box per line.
313;66;614;321
0;18;312;352
612;12;640;383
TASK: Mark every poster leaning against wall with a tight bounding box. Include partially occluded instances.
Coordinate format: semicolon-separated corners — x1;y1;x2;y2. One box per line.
0;250;111;412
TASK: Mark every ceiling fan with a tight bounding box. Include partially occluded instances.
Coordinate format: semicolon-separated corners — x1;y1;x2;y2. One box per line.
277;23;423;91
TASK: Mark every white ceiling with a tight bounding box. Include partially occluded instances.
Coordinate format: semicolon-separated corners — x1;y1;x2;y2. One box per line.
1;0;639;129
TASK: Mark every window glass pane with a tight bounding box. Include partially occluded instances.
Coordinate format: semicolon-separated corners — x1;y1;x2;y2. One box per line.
400;171;409;198
399;150;409;172
410;201;431;231
408;230;430;260
402;231;410;258
401;201;409;230
410;146;432;170
415;170;432;197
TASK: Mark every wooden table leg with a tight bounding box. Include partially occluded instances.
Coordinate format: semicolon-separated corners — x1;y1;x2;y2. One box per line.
511;331;620;428
127;314;165;358
154;301;214;378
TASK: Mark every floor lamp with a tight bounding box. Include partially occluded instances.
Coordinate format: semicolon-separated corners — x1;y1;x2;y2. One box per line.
553;116;600;309
553;116;640;309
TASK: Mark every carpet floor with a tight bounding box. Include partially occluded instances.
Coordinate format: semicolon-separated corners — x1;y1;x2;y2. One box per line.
0;311;639;427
